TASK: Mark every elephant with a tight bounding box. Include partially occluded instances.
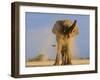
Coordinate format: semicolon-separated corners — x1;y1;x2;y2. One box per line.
52;19;79;65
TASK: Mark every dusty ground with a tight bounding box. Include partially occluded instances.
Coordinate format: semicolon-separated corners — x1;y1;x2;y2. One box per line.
26;59;89;67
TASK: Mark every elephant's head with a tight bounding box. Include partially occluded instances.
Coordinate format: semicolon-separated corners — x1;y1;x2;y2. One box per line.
52;19;79;37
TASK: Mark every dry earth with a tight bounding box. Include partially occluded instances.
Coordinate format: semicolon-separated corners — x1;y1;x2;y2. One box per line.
26;59;89;67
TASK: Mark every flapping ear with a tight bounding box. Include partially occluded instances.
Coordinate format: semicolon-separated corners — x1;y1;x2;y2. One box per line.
68;20;77;33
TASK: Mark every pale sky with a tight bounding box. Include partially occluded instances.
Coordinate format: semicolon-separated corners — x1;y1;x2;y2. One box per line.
25;12;90;60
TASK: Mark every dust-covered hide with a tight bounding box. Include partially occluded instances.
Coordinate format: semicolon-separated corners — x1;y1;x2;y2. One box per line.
52;19;79;65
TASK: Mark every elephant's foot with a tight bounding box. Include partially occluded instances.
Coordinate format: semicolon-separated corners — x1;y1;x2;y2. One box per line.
61;60;66;65
53;60;61;65
61;61;72;65
61;62;72;65
53;62;61;65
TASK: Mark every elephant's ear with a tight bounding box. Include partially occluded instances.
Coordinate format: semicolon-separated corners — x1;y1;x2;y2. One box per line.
68;20;77;33
52;20;64;35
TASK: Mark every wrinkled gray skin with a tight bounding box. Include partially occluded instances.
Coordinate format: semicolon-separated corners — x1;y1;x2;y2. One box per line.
52;19;79;65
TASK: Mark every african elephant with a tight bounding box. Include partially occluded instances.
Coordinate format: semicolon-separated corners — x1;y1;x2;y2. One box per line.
52;19;79;65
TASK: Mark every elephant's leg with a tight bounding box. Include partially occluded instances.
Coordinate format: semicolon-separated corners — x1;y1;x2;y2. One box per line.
61;46;72;65
61;49;65;65
66;48;72;65
54;53;61;65
62;50;68;65
61;47;68;65
54;43;62;65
